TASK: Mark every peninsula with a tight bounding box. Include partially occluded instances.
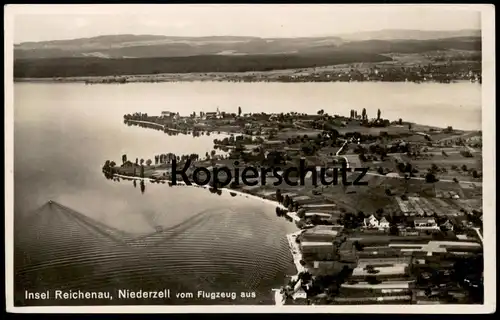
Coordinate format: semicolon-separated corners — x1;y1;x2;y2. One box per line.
103;108;483;305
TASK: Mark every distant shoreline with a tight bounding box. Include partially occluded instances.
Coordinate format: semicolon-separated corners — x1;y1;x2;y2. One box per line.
14;75;480;85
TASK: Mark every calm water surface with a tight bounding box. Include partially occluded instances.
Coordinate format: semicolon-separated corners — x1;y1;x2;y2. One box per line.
13;82;481;305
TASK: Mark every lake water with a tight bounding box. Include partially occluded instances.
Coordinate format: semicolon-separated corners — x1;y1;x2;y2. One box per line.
13;81;481;305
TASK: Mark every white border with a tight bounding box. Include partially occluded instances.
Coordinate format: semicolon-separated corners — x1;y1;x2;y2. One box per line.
4;4;496;314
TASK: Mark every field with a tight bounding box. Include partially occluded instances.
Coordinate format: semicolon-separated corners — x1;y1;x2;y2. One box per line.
410;152;482;181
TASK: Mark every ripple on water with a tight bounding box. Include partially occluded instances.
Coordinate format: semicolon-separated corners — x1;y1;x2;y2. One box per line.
15;199;295;306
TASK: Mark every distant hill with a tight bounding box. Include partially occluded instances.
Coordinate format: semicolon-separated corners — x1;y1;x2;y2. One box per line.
14;35;345;59
13;30;482;78
337;29;481;41
14;30;481;60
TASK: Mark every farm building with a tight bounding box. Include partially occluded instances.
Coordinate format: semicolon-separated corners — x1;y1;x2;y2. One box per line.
304;212;332;220
379;217;390;229
414;218;439;230
301;226;339;242
300;241;335;260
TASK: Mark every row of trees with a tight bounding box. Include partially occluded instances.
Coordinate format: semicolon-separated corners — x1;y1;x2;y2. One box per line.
348;108;382;121
213;134;258;146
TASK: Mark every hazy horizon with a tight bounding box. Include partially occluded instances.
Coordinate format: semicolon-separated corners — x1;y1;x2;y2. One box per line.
9;4;482;43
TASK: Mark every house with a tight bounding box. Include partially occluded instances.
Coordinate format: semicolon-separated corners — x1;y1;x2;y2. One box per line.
205;112;218;120
160;111;175;118
440;219;455;231
379;217;390;229
414;218;439;230
304;212;332;220
364;214;379;228
269;114;279;121
292;288;307;300
310;261;342;276
301;226;338;242
122;160;134;167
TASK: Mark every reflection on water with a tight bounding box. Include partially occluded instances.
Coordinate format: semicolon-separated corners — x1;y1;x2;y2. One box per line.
13;82;481;305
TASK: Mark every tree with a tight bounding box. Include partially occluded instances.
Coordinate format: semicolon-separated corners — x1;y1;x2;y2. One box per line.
430;163;439;173
283;195;290;208
362;108;367;120
366;276;381;285
357;211;366;222
140;166;145;178
276;189;283;203
210;150;216;158
146;159;152;166
389;224;399;235
398;118;403;125
122;154;127;164
472;170;479;178
425;172;438;183
297;208;306;219
354;241;364;251
276;207;282;217
238;106;242;117
140;159;144;166
377;109;381;120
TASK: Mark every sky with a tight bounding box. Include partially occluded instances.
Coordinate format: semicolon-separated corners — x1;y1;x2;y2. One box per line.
10;4;482;43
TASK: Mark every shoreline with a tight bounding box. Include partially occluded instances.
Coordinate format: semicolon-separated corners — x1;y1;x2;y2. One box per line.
15;77;480;85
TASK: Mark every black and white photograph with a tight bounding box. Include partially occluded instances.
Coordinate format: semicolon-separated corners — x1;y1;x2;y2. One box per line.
4;4;495;313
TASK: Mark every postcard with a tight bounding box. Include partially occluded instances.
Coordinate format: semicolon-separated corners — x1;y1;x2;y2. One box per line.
4;4;495;313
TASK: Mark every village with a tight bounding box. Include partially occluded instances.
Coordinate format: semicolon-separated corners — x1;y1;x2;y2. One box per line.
106;106;483;305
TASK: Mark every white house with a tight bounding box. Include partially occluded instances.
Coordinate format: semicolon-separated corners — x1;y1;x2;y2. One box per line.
414;218;439;230
292;288;307;300
379;217;390;229
364;214;379;228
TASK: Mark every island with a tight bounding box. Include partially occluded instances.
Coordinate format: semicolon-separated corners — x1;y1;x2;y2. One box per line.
102;107;483;305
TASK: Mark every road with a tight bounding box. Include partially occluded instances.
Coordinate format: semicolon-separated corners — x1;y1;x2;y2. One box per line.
337;154;482;186
472;227;483;244
436;131;480;143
